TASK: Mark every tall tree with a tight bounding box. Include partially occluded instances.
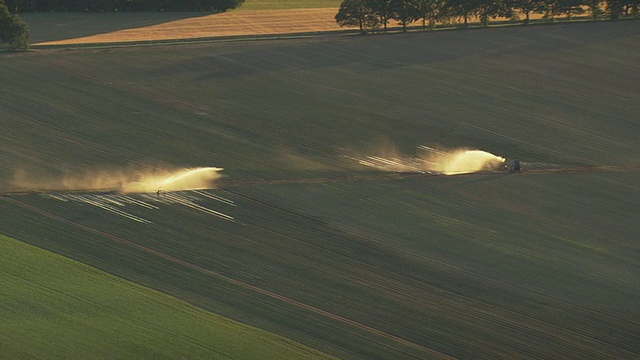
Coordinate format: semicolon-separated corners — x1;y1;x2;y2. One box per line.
0;0;29;49
444;0;474;27
474;0;513;26
587;0;602;18
512;0;537;22
605;0;627;18
391;0;422;31
416;0;445;29
335;0;378;33
209;0;245;12
555;0;585;19
369;0;394;32
535;0;562;20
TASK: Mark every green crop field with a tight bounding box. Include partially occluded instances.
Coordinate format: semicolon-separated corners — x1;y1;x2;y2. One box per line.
1;16;639;360
0;234;333;359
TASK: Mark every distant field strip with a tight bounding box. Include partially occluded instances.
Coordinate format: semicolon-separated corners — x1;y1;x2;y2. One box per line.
0;195;454;359
27;3;555;47
33;8;349;46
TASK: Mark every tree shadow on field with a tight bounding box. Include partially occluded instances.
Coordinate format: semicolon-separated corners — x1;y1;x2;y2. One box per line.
22;12;211;44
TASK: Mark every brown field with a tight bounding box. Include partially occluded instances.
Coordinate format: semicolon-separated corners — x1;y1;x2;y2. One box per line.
30;5;585;47
34;8;350;45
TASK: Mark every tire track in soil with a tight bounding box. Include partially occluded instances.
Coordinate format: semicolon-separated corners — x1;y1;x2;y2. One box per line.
217;164;640;188
0;195;456;360
1;164;638;196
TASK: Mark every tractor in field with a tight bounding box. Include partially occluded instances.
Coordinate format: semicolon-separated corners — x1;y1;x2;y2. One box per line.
508;159;521;172
493;159;521;172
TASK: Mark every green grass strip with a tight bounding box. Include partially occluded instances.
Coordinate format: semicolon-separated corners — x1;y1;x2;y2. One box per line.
0;234;333;360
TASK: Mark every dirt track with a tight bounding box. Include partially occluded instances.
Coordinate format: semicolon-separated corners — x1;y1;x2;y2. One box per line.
218;164;640;188
2;164;638;197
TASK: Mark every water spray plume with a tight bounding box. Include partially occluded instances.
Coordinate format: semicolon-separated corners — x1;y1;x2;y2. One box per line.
157;167;223;191
425;149;505;175
12;166;223;194
350;144;505;175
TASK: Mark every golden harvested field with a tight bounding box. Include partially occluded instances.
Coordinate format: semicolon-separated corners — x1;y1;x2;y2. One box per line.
34;8;350;45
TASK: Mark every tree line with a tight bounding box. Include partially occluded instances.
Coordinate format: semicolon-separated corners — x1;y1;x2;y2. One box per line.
335;0;639;32
3;0;244;12
0;0;28;49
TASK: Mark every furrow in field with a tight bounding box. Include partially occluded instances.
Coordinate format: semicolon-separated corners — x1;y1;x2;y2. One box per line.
47;58;343;164
223;188;640;332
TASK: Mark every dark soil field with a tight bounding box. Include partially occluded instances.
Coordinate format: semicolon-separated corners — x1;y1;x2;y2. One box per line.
1;18;639;359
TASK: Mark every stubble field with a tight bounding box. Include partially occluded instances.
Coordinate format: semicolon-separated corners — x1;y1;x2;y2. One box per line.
24;0;345;45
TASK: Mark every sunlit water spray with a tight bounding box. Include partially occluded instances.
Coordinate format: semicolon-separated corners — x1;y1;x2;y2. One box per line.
12;166;223;194
349;145;505;175
121;167;223;193
423;148;505;175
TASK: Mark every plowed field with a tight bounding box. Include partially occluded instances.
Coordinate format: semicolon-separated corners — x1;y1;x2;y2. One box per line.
2;17;640;360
